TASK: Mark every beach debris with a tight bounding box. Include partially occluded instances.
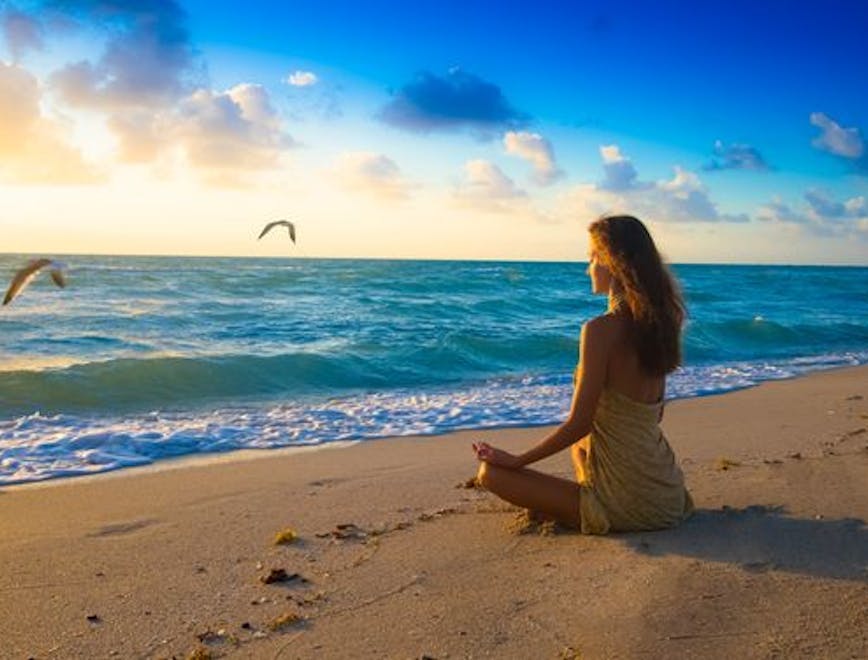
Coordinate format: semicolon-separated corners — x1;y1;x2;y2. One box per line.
559;646;582;659
456;476;480;489
258;219;296;243
273;527;298;545
714;457;741;471
762;458;783;465
418;507;459;522
846;427;866;436
846;394;863;401
267;610;303;631
240;622;252;630
2;258;68;306
194;566;207;574
186;646;212;660
260;568;305;585
787;452;802;460
86;614;101;624
289;590;327;607
196;630;223;644
316;523;367;541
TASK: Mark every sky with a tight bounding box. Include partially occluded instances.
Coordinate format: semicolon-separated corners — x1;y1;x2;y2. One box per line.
1;0;867;264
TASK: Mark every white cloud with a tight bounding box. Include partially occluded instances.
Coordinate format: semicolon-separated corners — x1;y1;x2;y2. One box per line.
457;159;525;201
173;84;293;173
599;145;623;164
557;147;747;225
102;82;295;183
757;190;868;237
810;112;864;159
47;4;196;111
332;151;411;200
0;62;101;184
844;196;866;216
503;131;563;185
598;144;645;191
658;166;703;195
286;70;318;87
757;198;809;225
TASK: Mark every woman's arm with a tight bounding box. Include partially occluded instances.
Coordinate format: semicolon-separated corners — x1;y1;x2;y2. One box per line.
512;317;611;467
473;316;613;468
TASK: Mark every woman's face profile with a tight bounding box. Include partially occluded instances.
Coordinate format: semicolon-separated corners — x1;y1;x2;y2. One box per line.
587;248;612;295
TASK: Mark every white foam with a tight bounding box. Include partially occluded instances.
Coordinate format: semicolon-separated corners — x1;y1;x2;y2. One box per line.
1;351;866;485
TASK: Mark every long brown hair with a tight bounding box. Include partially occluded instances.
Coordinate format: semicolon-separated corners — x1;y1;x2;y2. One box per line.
588;215;685;376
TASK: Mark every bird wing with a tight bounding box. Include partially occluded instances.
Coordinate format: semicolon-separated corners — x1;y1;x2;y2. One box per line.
258;221;278;240
259;220;296;242
3;258;52;306
49;266;67;288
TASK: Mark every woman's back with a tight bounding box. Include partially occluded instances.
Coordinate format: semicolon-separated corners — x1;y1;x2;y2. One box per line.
602;313;666;405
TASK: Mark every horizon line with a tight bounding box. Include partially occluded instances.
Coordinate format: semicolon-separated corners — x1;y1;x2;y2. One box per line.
1;251;866;269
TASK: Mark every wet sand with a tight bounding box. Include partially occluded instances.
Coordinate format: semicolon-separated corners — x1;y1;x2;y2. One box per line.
1;366;866;659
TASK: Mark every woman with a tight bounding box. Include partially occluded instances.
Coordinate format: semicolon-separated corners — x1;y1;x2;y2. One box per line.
473;215;693;534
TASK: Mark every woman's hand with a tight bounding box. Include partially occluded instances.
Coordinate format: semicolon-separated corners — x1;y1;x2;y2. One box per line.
472;441;522;469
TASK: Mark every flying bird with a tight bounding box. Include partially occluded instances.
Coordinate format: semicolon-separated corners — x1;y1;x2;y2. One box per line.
3;258;68;306
258;220;296;243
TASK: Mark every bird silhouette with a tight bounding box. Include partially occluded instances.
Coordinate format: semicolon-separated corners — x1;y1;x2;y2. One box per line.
3;258;68;306
258;220;296;243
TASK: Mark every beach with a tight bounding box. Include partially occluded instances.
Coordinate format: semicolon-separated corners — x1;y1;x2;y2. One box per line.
2;365;866;659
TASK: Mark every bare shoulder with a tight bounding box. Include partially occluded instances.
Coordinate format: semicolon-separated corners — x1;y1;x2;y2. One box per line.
580;314;624;362
582;313;625;344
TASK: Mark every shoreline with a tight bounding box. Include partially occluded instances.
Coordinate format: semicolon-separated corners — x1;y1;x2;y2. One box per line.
1;364;866;658
4;361;867;493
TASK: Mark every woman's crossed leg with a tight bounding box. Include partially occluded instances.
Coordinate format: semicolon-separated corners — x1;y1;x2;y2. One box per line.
476;461;581;528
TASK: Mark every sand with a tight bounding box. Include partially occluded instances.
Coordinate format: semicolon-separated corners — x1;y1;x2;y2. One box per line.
1;366;866;659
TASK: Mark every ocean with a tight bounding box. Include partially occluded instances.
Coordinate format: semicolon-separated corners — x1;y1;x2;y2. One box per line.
1;255;867;485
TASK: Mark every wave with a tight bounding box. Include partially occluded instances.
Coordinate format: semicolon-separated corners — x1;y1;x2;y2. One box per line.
683;318;868;362
0;330;576;414
2;351;865;486
2;313;867;416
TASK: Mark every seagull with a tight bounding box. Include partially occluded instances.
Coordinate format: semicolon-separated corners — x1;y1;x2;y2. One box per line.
258;220;296;243
3;258;68;306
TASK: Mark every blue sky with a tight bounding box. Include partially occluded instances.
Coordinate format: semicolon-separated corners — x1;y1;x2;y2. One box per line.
1;0;867;263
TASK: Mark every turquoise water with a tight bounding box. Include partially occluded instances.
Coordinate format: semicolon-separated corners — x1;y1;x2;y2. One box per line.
1;255;867;484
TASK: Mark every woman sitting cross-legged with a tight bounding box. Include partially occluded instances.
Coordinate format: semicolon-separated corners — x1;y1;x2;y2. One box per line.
472;214;693;534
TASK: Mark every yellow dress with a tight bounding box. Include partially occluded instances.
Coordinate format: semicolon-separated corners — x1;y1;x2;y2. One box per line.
574;387;694;534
